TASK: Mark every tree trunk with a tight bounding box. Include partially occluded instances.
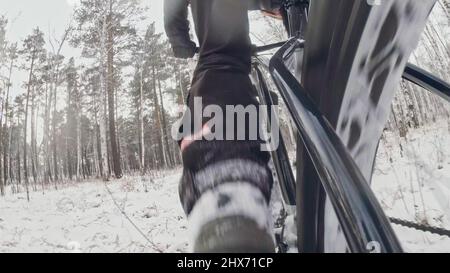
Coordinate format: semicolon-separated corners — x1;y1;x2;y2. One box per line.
23;51;36;201
8;122;13;191
66;86;73;181
98;15;110;181
16;134;21;192
52;69;59;185
31;91;38;190
152;66;166;169
139;66;145;174
106;5;122;179
0;88;4;196
43;80;53;184
76;94;82;181
0;55;15;195
158;77;174;168
92;100;100;179
178;69;186;104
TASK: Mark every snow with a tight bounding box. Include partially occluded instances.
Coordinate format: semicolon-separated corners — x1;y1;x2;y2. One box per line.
0;170;189;253
372;119;450;252
1;121;450;253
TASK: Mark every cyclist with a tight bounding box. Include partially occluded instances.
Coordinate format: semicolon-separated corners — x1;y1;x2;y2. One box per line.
164;0;281;252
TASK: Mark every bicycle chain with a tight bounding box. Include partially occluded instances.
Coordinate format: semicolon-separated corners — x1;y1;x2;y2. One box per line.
389;217;450;238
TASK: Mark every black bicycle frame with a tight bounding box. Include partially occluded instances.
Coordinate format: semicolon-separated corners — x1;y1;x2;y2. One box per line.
252;57;297;206
254;38;403;253
403;63;450;103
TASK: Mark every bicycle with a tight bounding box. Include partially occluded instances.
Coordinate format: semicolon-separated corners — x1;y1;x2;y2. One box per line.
250;0;450;253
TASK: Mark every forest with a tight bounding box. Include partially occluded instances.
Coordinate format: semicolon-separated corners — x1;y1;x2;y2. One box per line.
0;0;191;200
0;0;449;253
0;0;449;201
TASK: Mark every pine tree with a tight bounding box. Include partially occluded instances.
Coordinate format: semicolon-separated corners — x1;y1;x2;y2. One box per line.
19;28;46;201
71;0;144;179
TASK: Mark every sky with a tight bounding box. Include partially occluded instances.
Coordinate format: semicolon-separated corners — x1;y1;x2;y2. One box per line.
0;0;167;100
0;0;273;143
0;0;166;56
0;0;282;113
0;0;271;54
0;0;169;142
0;0;276;96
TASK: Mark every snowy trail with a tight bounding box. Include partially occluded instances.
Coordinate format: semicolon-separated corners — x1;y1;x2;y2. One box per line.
0;171;189;253
1;122;450;253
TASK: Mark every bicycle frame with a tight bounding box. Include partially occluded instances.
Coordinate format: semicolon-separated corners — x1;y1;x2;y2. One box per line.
252;39;402;252
403;64;450;103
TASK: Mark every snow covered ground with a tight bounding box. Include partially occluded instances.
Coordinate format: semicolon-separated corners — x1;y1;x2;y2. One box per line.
372;119;450;252
1;121;450;253
0;170;189;253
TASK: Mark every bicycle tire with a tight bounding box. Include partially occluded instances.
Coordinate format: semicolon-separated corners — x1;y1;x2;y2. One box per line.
292;0;436;253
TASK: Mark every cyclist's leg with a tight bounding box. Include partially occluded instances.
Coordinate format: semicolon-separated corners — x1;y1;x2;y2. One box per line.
178;0;275;252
